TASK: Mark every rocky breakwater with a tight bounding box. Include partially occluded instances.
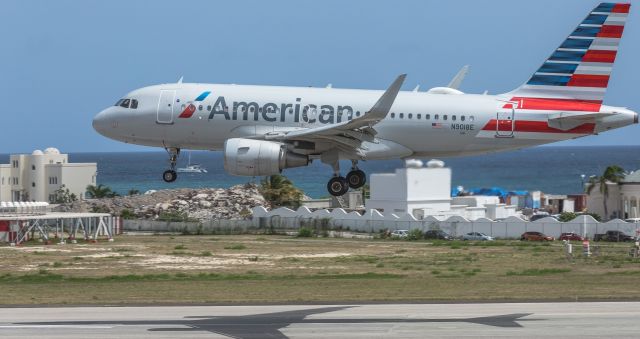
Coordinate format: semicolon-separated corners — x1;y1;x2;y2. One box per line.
54;183;267;221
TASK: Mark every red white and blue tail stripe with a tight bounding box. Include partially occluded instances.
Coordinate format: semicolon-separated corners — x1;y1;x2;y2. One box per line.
508;2;630;104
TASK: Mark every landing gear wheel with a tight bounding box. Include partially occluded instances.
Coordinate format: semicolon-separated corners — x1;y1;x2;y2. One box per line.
162;170;177;183
346;169;366;189
327;176;349;196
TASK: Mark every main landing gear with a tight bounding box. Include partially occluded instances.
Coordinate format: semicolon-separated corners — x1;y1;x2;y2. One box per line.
162;147;180;183
326;160;367;197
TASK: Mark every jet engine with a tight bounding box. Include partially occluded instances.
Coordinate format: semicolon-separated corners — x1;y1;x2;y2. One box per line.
223;138;309;176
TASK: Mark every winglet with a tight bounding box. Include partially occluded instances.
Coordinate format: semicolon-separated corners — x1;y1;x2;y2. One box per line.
413;84;420;92
177;76;184;84
447;65;469;89
360;74;406;124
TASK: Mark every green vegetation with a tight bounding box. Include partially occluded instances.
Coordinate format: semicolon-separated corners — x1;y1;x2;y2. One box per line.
297;227;314;238
585;165;625;220
259;174;304;209
407;228;424;241
86;184;118;198
506;268;572;276
224;244;246;250
558;211;602;222
158;211;196;222
120;209;136;220
0;235;639;305
51;185;78;204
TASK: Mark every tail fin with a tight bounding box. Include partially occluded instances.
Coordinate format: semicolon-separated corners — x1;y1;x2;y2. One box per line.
508;2;630;106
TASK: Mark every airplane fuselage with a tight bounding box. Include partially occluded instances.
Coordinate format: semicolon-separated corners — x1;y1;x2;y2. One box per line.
94;83;636;160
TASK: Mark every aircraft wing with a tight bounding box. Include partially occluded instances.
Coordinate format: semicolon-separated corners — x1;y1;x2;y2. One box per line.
266;74;406;154
547;111;618;131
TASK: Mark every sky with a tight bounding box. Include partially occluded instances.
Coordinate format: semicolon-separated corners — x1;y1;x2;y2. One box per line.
1;0;639;153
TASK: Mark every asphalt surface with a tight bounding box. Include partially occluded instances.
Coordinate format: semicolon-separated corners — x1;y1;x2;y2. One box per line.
0;302;638;338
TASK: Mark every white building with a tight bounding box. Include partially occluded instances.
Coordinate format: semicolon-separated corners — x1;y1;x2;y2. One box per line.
0;148;97;203
586;170;640;220
365;159;516;220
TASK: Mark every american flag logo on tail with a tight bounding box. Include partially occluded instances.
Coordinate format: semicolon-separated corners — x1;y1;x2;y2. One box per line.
506;2;630;108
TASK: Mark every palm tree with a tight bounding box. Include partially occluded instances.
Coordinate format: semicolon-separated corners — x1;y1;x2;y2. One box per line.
585;165;625;220
86;184;118;199
259;174;304;209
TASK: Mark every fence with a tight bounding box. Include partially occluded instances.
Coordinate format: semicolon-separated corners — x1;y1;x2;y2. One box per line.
251;206;640;240
124;219;258;234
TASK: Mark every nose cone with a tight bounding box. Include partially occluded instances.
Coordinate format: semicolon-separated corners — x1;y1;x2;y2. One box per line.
92;108;112;137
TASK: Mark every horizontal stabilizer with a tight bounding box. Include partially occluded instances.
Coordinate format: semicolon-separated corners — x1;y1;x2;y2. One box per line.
548;111;617;130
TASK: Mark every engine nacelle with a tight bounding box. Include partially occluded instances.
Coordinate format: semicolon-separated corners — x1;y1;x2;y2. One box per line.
223;138;309;176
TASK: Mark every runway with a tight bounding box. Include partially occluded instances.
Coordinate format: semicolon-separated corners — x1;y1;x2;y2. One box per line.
0;302;638;338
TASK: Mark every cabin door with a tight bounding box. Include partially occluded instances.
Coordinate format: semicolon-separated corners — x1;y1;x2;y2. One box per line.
157;90;176;124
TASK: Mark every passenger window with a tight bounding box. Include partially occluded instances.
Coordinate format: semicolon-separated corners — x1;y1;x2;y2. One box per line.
452;115;456;121
461;115;466;122
408;113;413;119
417;114;421;119
391;113;395;118
443;115;448;121
130;99;138;109
399;113;404;119
426;114;430;120
120;99;130;108
198;105;203;111
469;116;475;122
434;114;439;120
207;105;212;111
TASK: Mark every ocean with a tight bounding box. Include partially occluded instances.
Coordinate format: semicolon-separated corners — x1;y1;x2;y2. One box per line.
2;146;640;198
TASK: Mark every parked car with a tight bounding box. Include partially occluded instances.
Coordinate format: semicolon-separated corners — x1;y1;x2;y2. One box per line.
424;230;452;240
390;230;409;239
594;230;634;242
520;231;554;241
462;232;494;241
558;232;584;241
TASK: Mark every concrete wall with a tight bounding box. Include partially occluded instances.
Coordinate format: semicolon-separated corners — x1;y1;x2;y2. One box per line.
252;207;640;239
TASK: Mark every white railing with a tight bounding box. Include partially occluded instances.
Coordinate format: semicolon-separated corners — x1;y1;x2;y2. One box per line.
0;201;49;216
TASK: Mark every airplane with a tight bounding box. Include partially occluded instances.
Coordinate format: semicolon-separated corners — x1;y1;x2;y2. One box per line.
93;2;636;197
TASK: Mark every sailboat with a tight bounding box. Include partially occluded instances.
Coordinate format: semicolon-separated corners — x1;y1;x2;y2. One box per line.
177;152;208;173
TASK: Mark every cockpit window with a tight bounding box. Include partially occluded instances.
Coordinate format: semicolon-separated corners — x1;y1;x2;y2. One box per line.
114;98;138;109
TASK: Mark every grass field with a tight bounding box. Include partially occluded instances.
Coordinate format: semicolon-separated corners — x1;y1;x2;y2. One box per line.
1;234;639;305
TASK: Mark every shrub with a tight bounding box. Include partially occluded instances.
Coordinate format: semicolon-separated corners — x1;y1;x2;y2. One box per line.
558;212;578;222
407;228;424;241
120;209;136;220
224;244;246;250
297;227;314;238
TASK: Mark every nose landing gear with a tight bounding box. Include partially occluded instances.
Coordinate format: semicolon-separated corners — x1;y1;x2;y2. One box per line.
162;147;180;183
